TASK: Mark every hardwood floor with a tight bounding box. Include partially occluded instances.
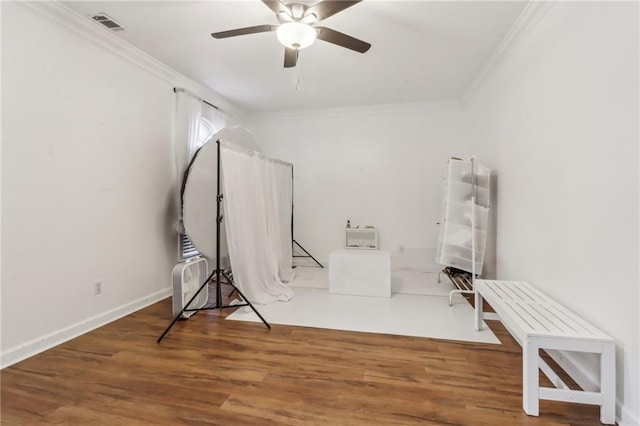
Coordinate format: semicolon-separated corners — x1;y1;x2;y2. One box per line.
1;290;605;425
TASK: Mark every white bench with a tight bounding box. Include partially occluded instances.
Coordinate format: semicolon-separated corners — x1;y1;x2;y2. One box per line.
474;280;616;425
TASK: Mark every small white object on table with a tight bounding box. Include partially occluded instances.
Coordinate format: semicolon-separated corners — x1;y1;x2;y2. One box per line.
329;249;391;298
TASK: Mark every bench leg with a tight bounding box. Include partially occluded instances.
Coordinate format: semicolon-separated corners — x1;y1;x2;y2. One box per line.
523;340;540;416
474;291;483;331
600;343;616;425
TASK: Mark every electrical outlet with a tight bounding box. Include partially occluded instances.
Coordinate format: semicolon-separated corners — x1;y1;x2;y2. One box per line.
94;281;103;296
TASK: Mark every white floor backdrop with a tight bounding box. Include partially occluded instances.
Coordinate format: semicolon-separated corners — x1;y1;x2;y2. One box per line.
227;266;499;344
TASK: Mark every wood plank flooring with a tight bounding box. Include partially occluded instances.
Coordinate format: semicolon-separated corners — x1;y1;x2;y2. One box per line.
1;290;606;425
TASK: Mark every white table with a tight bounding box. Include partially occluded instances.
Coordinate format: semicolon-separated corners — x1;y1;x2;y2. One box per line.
329;249;391;298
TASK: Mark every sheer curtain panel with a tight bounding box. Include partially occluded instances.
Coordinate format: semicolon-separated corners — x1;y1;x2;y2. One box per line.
208;108;226;135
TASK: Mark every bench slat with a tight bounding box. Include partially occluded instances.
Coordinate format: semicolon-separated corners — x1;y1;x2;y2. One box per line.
478;280;612;342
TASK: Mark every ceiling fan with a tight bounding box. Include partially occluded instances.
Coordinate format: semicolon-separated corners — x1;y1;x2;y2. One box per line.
211;0;371;68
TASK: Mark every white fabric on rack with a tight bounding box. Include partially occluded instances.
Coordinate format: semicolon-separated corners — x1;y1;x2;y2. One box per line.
220;142;294;305
262;160;295;282
174;90;202;233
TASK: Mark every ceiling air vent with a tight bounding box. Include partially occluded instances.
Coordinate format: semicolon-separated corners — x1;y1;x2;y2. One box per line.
91;13;125;31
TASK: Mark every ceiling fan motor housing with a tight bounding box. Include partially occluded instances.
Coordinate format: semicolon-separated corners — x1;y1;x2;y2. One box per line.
277;3;317;24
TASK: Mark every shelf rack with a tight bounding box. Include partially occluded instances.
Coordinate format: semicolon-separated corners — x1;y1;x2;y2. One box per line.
436;157;491;305
345;227;378;249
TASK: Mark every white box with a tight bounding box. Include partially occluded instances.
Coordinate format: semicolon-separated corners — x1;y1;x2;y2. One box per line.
329;249;391;297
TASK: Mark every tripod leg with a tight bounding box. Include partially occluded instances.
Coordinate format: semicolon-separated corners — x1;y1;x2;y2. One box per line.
157;269;217;343
157;309;185;343
221;271;271;330
293;240;324;268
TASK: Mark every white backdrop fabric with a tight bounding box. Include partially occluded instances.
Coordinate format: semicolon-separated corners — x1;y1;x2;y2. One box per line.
262;160;296;282
266;161;295;283
220;142;294;305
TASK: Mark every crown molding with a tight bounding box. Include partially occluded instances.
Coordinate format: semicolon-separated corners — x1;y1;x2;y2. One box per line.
19;0;550;121
21;1;178;83
462;0;554;104
244;99;466;123
19;1;245;118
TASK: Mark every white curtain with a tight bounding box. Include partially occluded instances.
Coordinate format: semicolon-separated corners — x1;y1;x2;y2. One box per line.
262;160;295;282
174;90;202;233
200;103;227;141
208;107;227;134
220;142;294;305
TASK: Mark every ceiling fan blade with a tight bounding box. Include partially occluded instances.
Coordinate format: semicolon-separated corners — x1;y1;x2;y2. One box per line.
307;0;362;21
284;48;298;68
211;25;276;39
315;27;371;53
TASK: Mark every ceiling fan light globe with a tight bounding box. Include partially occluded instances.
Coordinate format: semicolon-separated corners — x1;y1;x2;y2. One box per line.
277;22;316;50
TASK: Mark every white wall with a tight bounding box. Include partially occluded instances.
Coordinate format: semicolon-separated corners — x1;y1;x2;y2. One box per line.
3;2;637;421
0;2;241;367
245;103;472;266
466;2;639;424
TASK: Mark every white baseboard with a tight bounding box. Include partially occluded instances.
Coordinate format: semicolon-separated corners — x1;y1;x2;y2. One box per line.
618;403;640;426
1;287;171;369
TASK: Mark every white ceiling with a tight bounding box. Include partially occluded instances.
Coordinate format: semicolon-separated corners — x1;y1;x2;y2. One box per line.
63;1;528;113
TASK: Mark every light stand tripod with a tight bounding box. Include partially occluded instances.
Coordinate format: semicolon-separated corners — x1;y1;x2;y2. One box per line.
158;140;270;343
293;240;323;268
290;167;324;269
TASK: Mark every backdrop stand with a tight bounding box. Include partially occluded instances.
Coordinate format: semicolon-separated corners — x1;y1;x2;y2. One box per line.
292;240;324;268
158;140;270;343
290;167;324;268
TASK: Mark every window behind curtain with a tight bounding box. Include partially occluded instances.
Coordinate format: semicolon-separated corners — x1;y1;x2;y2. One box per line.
180;117;216;261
